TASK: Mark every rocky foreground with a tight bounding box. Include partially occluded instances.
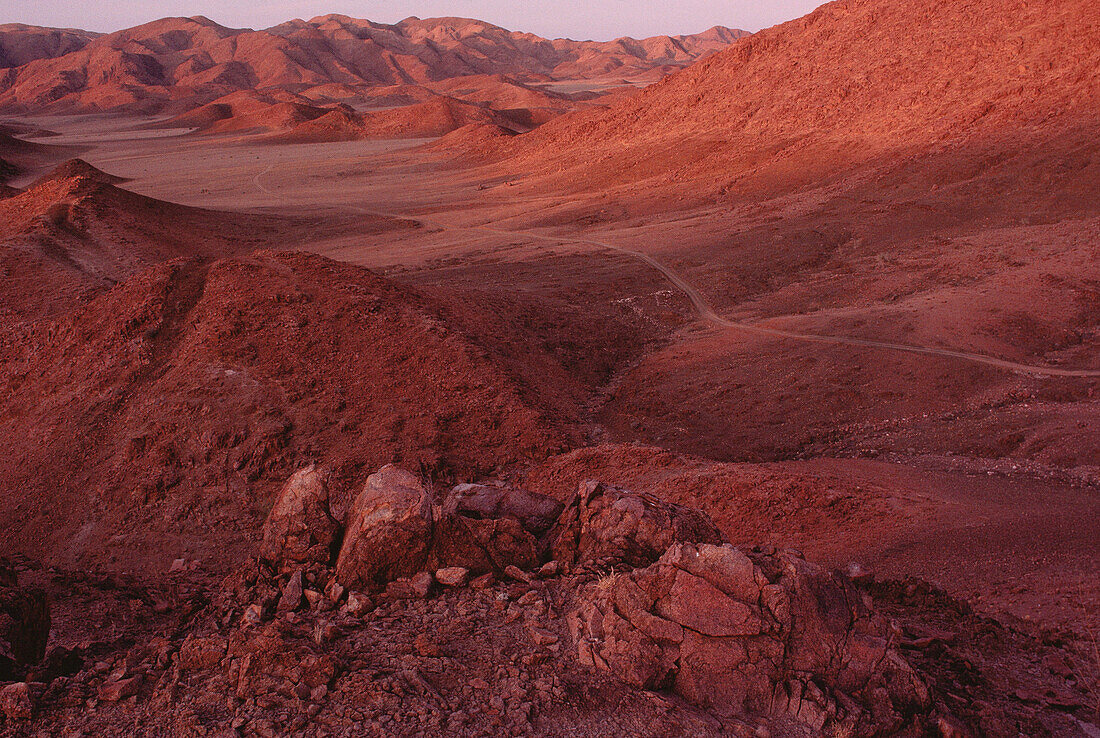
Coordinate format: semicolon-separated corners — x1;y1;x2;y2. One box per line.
0;465;1093;736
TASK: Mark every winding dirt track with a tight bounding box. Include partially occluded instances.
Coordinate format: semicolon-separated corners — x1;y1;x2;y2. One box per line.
253;165;1100;379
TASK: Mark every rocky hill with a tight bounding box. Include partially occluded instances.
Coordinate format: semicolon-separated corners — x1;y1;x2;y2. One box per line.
0;23;98;69
504;0;1100;208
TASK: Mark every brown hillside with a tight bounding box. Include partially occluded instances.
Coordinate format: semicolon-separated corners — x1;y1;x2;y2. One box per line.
0;160;279;320
0;249;569;570
0;16;748;114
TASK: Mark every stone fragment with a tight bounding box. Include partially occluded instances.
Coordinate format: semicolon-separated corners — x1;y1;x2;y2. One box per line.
324;579;345;603
0;682;34;720
536;561;560;579
98;674;142;702
435;567;470;587
277;570;305;612
242;604;264;626
504;565;532;583
344;592;371;616
386;571;434;599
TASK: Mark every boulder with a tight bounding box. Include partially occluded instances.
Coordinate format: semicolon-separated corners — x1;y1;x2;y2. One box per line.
260;465;341;571
335;466;432;591
550;481;725;569
430;482;563;576
570;543;931;736
443;483;564;535
0;565;50;681
431;514;540;576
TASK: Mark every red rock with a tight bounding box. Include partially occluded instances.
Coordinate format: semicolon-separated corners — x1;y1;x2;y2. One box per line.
571;543;931;734
335;466;433;591
655;570;762;637
323;579;345;603
443;483;564;536
343;592;371;616
504;565;532;583
550;480;725;568
435;567;470;587
431;513;541;576
261;465;341;571
277;570;305;612
386;571;434;599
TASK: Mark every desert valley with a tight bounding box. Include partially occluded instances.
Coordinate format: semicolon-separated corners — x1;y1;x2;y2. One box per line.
0;0;1097;735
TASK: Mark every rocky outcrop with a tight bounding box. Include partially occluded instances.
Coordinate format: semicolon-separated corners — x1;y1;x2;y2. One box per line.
335;465;432;591
550;481;725;569
430;483;564;576
570;542;930;735
260;464;341;571
0;562;49;681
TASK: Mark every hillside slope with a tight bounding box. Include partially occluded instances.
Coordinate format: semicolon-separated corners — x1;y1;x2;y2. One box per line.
0;23;98;68
505;0;1100;208
0;160;281;320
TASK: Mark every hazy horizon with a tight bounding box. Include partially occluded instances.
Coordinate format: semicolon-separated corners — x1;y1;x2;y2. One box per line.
3;1;829;40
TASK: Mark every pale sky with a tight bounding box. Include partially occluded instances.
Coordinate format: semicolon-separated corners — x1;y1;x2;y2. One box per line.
3;1;829;40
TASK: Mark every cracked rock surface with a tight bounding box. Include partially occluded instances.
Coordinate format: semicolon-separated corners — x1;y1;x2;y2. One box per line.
550;480;725;568
570;542;931;736
259;464;341;572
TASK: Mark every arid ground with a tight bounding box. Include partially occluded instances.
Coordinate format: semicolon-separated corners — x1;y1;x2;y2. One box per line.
0;3;1097;736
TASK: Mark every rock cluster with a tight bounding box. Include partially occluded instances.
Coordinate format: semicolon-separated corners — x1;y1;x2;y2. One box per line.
430;482;564;577
264;466;713;594
570;542;931;735
246;464;932;735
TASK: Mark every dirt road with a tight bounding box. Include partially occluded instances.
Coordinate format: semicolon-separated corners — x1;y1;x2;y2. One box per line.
253;164;1100;379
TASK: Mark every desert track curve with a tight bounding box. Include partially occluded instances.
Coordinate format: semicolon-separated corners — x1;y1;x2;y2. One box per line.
252;164;1100;379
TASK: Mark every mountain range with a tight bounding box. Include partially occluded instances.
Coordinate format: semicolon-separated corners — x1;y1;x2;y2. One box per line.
0;15;748;113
